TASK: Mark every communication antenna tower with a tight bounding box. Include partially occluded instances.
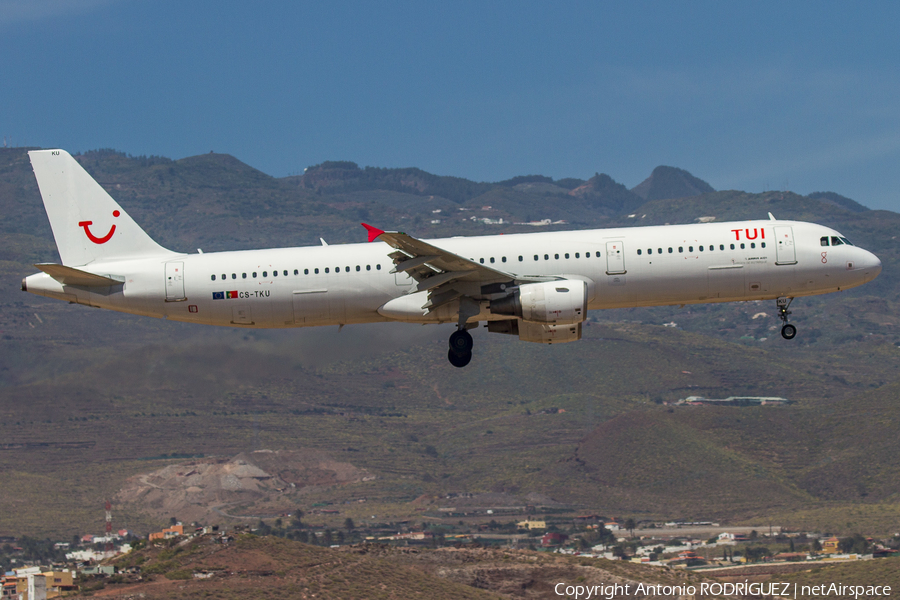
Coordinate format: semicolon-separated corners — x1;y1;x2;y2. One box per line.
105;500;113;553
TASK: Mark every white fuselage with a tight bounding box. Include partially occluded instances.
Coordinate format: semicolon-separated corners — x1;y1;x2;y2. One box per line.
23;219;881;328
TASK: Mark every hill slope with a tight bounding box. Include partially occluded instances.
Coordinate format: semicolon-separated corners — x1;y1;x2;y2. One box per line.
1;147;899;538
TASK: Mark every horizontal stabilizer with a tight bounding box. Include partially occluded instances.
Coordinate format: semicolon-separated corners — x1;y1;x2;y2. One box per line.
34;263;124;287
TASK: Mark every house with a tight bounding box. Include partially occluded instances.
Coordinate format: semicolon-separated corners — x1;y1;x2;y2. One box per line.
149;524;185;541
822;537;840;554
517;520;546;530
1;575;20;600
541;532;568;547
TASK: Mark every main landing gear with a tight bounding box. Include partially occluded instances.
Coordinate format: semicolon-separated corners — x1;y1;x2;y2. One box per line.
448;329;473;368
777;297;797;340
448;297;480;368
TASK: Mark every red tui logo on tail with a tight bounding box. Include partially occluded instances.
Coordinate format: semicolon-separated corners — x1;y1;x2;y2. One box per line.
78;210;120;244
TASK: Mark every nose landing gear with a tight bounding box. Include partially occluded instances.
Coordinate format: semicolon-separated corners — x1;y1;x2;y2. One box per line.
777;297;797;340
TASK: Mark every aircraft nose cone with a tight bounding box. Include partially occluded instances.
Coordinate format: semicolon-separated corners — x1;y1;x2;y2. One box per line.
862;250;882;281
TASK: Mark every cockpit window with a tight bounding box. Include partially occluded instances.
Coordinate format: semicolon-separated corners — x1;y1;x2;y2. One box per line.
820;236;829;247
840;236;853;246
831;236;843;246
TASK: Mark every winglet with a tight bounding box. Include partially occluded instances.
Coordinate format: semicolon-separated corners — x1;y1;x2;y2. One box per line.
361;223;385;242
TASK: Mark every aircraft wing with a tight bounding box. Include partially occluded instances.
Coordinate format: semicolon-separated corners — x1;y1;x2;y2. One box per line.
362;223;512;286
362;223;556;312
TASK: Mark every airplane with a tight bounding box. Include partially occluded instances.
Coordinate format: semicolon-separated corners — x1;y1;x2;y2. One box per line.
21;149;882;367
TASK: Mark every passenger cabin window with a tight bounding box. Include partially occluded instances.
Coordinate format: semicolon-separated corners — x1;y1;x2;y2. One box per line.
544;254;549;260
294;269;299;275
242;273;247;279
273;270;278;276
657;248;662;254
719;244;724;250
356;265;361;271
325;268;329;273
376;264;382;270
211;274;216;281
668;247;673;253
518;256;524;262
366;265;371;271
730;244;735;250
750;243;756;248
534;255;539;261
232;273;236;279
575;252;580;258
554;254;559;260
480;258;485;264
221;273;226;279
490;257;495;263
637;249;642;255
314;268;319;274
304;269;309;275
253;272;257;278
689;246;694;252
284;270;288;276
502;256;507;263
679;247;683;253
740;243;745;249
595;251;601;257
761;242;766;248
564;253;569;259
699;246;703;252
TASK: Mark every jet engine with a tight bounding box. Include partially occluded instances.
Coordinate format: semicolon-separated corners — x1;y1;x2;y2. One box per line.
490;280;587;324
487;319;582;344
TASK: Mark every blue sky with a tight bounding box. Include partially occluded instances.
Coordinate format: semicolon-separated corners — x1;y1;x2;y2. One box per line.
3;1;900;210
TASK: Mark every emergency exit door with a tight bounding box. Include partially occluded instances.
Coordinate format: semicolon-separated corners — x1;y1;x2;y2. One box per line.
605;241;626;274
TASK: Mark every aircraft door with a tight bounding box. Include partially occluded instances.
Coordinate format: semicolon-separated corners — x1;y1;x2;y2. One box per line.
605;241;626;274
774;226;797;265
165;261;185;301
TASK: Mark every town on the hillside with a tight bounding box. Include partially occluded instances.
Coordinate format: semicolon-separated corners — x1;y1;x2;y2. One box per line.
2;513;898;598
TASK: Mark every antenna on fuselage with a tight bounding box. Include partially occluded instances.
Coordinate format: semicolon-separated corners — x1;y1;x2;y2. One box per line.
768;212;777;221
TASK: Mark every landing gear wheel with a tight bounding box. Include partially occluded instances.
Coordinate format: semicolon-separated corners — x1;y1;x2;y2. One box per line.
449;329;474;354
448;349;472;368
776;297;796;341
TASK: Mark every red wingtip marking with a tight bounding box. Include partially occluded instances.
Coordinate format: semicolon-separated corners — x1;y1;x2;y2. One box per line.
361;223;385;242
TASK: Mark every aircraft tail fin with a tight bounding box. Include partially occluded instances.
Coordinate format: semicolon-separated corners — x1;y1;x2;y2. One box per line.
28;149;174;266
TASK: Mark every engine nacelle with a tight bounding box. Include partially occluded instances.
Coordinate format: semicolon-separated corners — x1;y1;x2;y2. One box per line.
490;280;587;325
487;319;582;344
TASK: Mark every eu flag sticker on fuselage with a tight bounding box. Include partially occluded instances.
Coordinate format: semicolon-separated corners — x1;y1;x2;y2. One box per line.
213;291;238;300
